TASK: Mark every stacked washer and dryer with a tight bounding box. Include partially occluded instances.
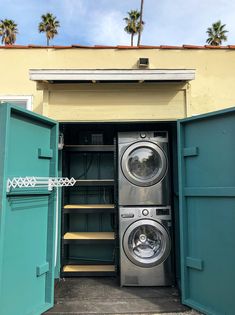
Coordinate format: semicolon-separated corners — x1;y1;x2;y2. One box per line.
118;131;174;286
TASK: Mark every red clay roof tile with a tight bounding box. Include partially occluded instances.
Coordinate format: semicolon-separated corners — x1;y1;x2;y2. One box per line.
160;45;182;49
52;45;72;49
204;45;227;49
138;45;161;48
116;45;140;49
182;45;205;49
3;44;26;48
27;45;49;48
94;45;117;48
0;44;235;49
71;44;97;48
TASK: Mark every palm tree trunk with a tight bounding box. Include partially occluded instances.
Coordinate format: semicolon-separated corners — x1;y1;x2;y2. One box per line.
137;0;144;46
131;33;134;46
47;36;49;46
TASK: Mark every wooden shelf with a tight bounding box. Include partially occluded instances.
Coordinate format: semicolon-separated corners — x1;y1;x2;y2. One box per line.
64;232;115;240
63;265;115;272
63;232;115;244
64;204;115;214
64;204;115;209
74;179;114;186
62;264;116;277
64;145;115;152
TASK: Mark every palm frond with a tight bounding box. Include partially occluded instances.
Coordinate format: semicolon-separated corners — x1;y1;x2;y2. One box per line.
123;9;144;46
38;12;60;45
206;20;228;46
0;19;18;45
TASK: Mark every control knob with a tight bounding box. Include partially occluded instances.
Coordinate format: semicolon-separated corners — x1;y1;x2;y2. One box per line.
142;209;149;216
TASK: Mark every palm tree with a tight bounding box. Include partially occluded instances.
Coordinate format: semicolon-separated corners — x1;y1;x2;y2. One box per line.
38;13;60;46
0;19;18;45
137;0;144;46
206;20;228;46
124;10;144;46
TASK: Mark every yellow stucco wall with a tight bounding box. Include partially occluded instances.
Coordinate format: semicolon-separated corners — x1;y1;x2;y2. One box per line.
45;83;187;122
0;48;235;121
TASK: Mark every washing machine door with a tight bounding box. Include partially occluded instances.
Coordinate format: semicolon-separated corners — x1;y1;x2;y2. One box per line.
123;219;171;268
121;141;167;187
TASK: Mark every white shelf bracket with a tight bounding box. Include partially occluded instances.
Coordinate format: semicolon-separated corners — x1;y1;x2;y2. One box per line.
6;176;76;192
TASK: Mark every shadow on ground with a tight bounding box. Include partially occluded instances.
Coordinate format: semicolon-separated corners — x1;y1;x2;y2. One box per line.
44;277;190;314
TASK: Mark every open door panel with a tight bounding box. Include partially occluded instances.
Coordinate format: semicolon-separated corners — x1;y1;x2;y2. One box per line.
0;104;58;315
178;108;235;315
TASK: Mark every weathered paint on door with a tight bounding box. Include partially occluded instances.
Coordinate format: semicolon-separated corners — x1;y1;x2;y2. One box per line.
178;108;235;315
0;104;58;315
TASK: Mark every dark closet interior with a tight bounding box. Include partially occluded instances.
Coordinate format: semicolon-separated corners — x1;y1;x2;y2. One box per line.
59;121;179;280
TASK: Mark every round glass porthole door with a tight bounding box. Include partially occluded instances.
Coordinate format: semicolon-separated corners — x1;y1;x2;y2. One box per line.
121;142;167;187
123;219;171;268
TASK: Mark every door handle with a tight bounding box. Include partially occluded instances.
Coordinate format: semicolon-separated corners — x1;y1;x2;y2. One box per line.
36;262;49;277
38;148;53;159
186;257;203;271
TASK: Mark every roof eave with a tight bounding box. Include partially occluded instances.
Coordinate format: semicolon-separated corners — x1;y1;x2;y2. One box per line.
29;69;196;82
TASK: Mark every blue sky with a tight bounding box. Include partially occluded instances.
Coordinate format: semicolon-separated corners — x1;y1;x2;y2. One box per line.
1;0;235;46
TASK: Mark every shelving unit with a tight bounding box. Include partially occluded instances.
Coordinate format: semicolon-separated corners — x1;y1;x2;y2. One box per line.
61;129;117;277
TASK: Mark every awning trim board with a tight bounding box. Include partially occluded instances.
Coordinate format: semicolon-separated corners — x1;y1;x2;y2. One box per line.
29;69;195;82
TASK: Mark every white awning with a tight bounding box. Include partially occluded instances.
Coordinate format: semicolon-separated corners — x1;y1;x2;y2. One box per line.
29;69;195;82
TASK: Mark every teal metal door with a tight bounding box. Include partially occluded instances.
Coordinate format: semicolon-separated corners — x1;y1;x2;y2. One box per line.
178;108;235;315
0;104;58;315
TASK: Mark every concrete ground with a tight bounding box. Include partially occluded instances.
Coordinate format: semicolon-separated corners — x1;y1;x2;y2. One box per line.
44;277;201;315
153;312;200;315
155;312;200;315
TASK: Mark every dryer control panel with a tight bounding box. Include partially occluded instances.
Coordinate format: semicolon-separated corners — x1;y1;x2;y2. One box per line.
119;206;171;221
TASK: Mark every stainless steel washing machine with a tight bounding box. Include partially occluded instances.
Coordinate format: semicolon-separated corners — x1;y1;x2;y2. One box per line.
118;131;170;206
119;206;174;286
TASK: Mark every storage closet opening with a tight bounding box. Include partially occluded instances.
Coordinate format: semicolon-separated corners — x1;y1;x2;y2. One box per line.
44;120;187;315
59;120;179;282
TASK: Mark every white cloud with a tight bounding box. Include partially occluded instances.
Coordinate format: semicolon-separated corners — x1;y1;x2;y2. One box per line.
59;0;86;22
87;10;130;45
